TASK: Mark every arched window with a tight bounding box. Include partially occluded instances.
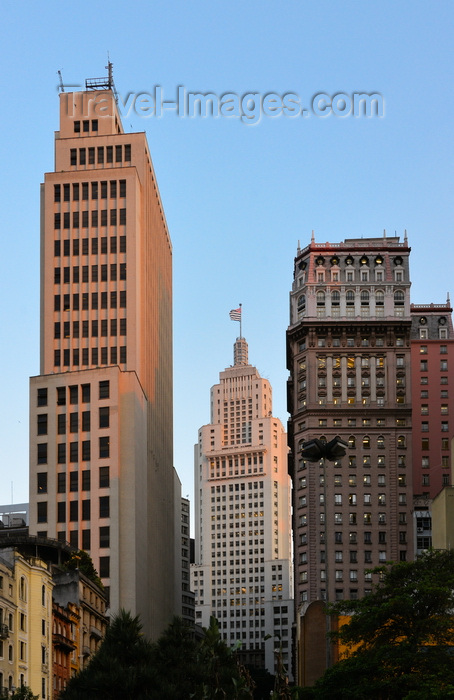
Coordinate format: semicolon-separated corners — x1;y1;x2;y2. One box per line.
377;435;385;449
348;435;356;449
394;290;405;305
19;577;27;602
42;585;46;607
363;435;370;449
346;290;355;306
397;435;406;448
360;290;369;305
331;290;340;306
316;291;325;306
375;290;384;306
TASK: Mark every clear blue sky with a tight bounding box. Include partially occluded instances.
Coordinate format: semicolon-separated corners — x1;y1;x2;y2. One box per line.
1;1;453;514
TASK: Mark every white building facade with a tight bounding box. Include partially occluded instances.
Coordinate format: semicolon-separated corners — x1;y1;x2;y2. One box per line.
192;338;293;677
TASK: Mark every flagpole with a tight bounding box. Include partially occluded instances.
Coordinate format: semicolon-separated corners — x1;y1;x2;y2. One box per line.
239;303;242;338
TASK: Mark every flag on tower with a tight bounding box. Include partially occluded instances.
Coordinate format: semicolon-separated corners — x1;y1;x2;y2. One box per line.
229;307;241;322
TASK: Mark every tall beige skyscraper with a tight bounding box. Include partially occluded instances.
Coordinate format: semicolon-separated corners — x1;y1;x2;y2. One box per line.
29;73;176;639
191;337;293;677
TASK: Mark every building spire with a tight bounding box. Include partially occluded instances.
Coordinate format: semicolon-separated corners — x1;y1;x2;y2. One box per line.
234;337;249;366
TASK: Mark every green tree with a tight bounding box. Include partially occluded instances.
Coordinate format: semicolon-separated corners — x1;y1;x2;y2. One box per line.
0;688;39;700
62;549;103;589
313;550;454;699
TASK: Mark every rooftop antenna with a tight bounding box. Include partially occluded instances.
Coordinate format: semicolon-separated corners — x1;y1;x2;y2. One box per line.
85;56;118;103
57;70;65;93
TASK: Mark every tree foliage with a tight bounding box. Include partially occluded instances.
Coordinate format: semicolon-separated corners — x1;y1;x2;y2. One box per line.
0;688;39;700
60;611;254;700
311;550;454;699
62;549;103;589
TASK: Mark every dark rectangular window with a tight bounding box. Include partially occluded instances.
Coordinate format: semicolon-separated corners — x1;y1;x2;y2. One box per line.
101;180;107;198
98;148;104;165
73;183;79;201
57;387;66;406
63;294;70;311
73;349;80;366
92;320;98;337
91;210;98;227
69;386;78;404
54;349;61;366
101;292;108;309
73;266;80;283
79;148;86;165
73;321;79;338
83;120;89;133
82;183;89;200
37;414;48;435
119;180;126;197
70;413;78;433
57;443;66;464
54;184;61;202
99;466;110;488
54;322;61;339
110;264;117;281
119;208;126;225
110;291;117;308
37;473;47;494
57;414;66;435
74;120;80;133
82;411;90;431
82;211;89;227
63;212;70;229
82;348;89;365
69;530;78;547
70;442;78;462
92;238;98;254
63;184;70;201
101;237;108;253
63;349;70;366
110;236;117;253
73;211;80;228
115;146;122;163
110;209;117;226
54;267;61;284
70;149;77;166
125;144;131;161
99;556;110;578
88;147;95;165
120;318;127;336
120;346;127;363
99;526;110;548
120;291;126;308
101;264;108;281
57;530;66;542
119;236;126;253
110;347;117;364
82;440;91;461
82;470;91;491
99;496;110;518
37;502;47;524
99;407;110;429
110;181;117;198
63;239;70;256
82;320;89;338
73;294;79;310
99;381;110;399
92;348;98;365
54;240;61;256
57;473;66;493
101;319;108;337
63;267;70;283
57;502;66;523
37;443;48;464
82;293;89;310
82;265;89;282
91;182;98;199
110;319;117;336
106;146;113;163
37;388;47;407
82;529;91;550
64;321;70;339
54;295;61;311
101;347;108;365
81;384;90;402
101;209;108;226
69;501;78;522
82;500;91;521
92;293;98;309
69;472;78;492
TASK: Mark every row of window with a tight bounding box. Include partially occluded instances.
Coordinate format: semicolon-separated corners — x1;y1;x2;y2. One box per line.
54;236;126;257
70;144;131;166
300;474;404;487
38;466;109;494
55;180;126;202
300;512;404;526
54;208;126;229
55;319;126;339
37;407;109;436
37;496;110;524
37;382;109;407
54;290;126;311
420;359;449;371
300;528;406;546
421;438;451;452
37;436;110;464
54;346;126;368
55;263;126;284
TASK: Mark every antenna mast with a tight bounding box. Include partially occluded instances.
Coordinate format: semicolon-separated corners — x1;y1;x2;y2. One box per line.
57;70;65;93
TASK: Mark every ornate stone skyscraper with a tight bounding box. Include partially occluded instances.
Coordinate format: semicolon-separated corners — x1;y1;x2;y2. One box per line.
29;74;176;640
287;234;414;684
